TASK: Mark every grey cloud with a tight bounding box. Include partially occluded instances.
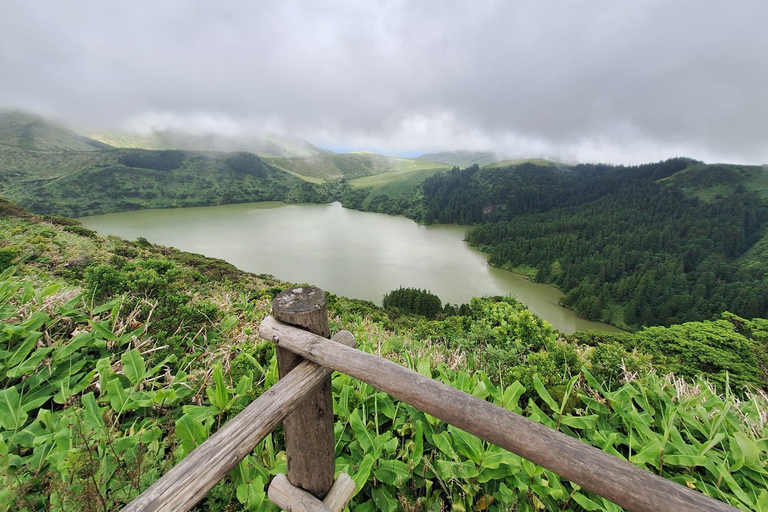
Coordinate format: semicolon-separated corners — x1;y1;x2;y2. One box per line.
1;0;766;164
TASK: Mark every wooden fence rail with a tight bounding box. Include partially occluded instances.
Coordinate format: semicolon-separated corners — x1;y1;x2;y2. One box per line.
259;315;739;512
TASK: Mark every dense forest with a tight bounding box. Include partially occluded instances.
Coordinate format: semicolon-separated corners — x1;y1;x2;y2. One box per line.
1;198;767;511
347;158;768;329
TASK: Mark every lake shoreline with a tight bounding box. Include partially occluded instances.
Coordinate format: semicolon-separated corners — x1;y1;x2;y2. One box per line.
79;201;622;333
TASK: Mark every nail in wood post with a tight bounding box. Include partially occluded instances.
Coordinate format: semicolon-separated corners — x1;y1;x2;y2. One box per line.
272;286;334;498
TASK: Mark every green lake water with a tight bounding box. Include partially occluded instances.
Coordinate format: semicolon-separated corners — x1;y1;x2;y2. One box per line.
80;201;621;333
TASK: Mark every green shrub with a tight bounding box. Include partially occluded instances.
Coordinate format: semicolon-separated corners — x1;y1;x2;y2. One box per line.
0;246;20;271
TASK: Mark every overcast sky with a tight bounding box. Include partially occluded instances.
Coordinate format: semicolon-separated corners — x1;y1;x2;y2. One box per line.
1;1;766;164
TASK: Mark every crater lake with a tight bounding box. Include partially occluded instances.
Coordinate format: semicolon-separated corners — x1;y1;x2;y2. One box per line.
80;201;621;333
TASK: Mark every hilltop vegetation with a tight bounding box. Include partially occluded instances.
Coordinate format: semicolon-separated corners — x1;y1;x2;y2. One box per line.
0;112;335;217
347;158;768;330
0;111;109;152
88;129;330;158
269;151;449;182
416;150;503;168
0;146;333;217
1;199;767;511
3;112;768;332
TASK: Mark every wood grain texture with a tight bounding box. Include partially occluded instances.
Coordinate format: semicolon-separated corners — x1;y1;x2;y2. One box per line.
268;472;356;512
321;473;356;512
268;473;334;512
121;330;355;512
259;316;739;512
272;286;335;498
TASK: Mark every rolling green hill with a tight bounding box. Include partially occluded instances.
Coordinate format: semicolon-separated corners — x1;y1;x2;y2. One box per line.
90;129;331;158
0;111;110;152
0;113;331;217
486;157;564;168
416;150;503;167
269;151;449;181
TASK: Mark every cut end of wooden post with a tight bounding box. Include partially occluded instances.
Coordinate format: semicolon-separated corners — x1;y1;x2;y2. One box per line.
272;286;330;339
268;473;356;512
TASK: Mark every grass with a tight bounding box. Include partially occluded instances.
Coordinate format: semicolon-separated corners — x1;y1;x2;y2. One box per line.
270;153;449;182
659;162;768;202
486;158;564;168
349;165;448;189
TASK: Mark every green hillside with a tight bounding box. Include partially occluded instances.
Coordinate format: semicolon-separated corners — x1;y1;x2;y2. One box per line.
487;157;564;168
90;130;331;158
0;111;110;152
269;151;449;181
0;114;332;217
417;150;503;167
660;162;768;202
0;148;331;217
1;199;766;511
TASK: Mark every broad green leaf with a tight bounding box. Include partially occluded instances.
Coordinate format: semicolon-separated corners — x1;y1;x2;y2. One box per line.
481;450;520;470
5;331;43;369
732;432;763;472
219;315;238;332
52;332;92;363
176;413;209;454
81;392;104;430
412;418;424;463
374;459;410;486
448;425;484;464
501;381;525;412
107;379;135;413
572;492;603;511
664;454;708;467
122;349;146;386
236;476;265;511
630;438;663;466
0;436;7;467
560;414;599;430
349;409;373;453
6;347;52;378
371;486;398;512
533;374;560;413
352;500;377;512
416;358;432;378
35;283;61;305
89;319;119;342
207;363;229;411
352;454;375;491
335;384;352;420
0;386;27;430
92;294;124;314
521;458;543;478
431;430;458;459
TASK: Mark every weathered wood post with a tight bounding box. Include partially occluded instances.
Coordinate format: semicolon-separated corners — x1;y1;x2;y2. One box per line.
272;286;334;498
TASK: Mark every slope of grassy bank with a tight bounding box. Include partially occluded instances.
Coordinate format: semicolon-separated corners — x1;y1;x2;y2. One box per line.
1;199;767;511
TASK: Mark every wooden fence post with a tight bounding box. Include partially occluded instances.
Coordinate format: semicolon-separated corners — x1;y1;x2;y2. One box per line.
272;286;334;499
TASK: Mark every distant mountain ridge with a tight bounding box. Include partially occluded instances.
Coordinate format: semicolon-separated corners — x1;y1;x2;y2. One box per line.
416;150;503;167
89;129;332;159
0;111;111;152
269;151;449;182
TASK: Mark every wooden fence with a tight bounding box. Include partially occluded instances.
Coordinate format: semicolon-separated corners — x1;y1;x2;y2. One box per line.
122;286;739;512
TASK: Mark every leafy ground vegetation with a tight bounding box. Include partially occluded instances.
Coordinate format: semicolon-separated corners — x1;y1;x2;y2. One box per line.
1;199;767;511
